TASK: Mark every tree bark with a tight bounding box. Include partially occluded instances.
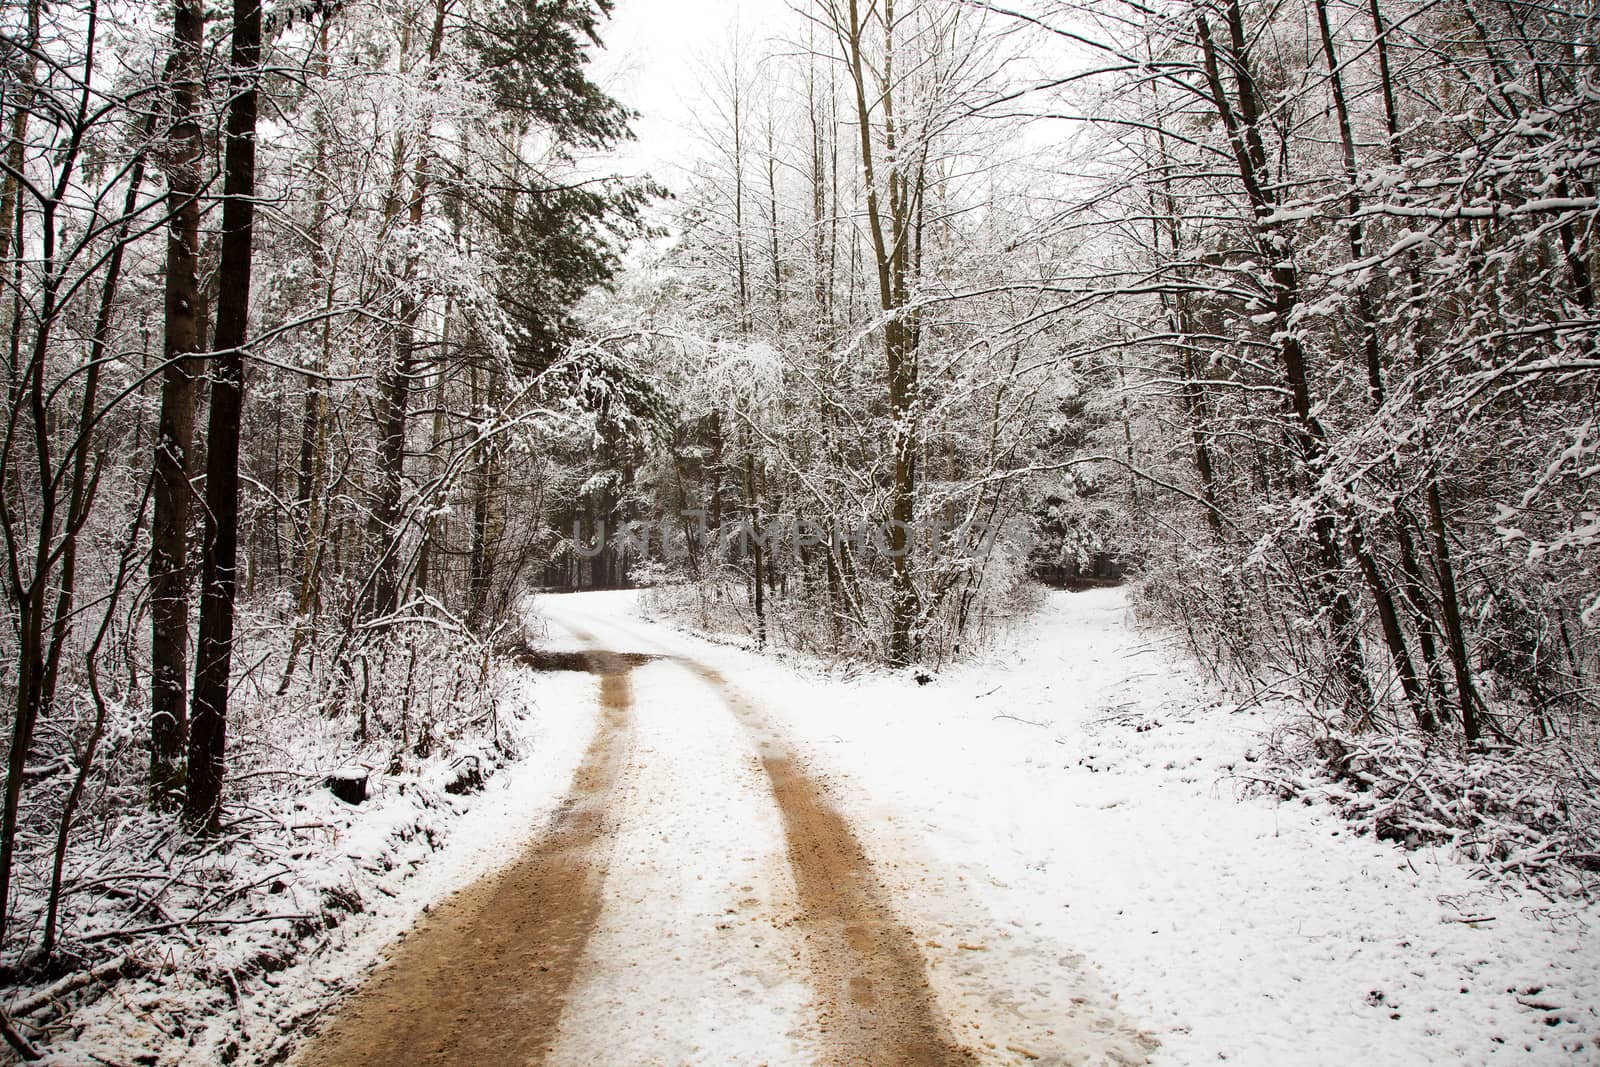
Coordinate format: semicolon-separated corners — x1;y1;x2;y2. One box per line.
467;363;500;630
278;14;337;694
744;427;767;648
41;112;155;722
185;0;261;829
1312;0;1385;404
368;0;449;620
0;0;104;955
838;0;922;665
1427;461;1482;743
0;0;39;382
149;0;206;805
1196;6;1374;712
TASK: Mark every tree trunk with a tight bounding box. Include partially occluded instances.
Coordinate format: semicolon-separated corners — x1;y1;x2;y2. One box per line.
838;0;921;665
278;14;337;694
185;0;260;829
148;0;206;805
368;0;448;621
41;115;154;722
744;432;766;648
1312;0;1386;404
0;0;39;377
0;0;104;953
1427;463;1482;743
1196;6;1373;711
467;363;500;630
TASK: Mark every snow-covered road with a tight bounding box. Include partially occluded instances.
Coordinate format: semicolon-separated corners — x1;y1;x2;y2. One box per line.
532;600;1134;1066
294;588;1598;1066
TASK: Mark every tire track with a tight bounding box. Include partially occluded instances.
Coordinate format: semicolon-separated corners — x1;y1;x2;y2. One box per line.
299;609;974;1066
295;646;634;1067
677;660;977;1067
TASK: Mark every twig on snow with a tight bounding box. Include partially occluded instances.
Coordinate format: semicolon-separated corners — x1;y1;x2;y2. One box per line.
81;913;312;944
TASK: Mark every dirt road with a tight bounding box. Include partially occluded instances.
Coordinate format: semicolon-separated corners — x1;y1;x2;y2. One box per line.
685;660;973;1066
297;646;636;1065
296;632;973;1066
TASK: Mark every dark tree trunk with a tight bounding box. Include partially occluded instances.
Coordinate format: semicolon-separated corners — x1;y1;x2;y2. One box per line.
1196;6;1375;712
1427;469;1482;743
0;0;98;954
41;112;154;726
367;0;447;622
744;438;766;648
369;340;413;618
1312;0;1385;404
185;0;260;829
467;365;498;630
838;0;921;666
148;0;205;805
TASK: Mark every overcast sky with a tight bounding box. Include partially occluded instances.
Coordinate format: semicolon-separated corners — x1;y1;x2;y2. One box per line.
591;0;795;188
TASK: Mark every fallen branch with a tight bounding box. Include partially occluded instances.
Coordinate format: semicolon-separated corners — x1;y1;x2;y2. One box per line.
7;955;139;1018
81;913;313;944
1086;702;1139;724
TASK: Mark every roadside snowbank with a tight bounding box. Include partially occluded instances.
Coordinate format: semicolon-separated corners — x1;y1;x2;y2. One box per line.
6;656;601;1066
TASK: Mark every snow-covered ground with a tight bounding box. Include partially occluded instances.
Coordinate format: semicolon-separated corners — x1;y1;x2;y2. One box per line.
17;661;606;1066
538;587;1600;1066
17;585;1595;1066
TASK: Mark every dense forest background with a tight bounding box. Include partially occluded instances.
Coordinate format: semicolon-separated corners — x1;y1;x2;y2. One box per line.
0;0;1595;1041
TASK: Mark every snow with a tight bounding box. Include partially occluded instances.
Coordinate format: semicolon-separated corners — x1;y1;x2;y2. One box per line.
533;652;818;1064
21;586;1596;1065
25;663;604;1066
533;587;1600;1066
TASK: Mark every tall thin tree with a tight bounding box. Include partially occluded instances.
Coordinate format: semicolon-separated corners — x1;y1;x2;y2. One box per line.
185;0;262;828
148;0;206;805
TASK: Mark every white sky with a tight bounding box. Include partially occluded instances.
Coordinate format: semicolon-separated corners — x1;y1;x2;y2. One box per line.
591;0;795;189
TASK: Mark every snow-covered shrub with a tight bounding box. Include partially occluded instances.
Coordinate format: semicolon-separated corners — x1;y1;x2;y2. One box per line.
1258;729;1600;899
0;604;534;1058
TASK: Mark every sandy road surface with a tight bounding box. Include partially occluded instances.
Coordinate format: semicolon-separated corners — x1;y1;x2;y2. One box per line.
297;644;636;1065
682;658;973;1066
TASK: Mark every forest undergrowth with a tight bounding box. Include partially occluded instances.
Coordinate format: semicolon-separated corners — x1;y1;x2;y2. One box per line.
0;613;539;1063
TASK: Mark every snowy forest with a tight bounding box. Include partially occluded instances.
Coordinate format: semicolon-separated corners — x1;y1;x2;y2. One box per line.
1;0;1597;1062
